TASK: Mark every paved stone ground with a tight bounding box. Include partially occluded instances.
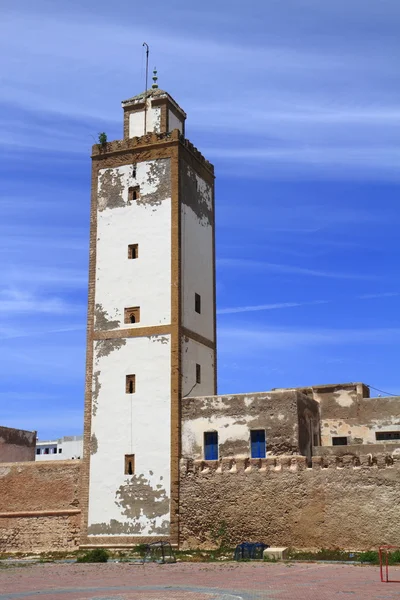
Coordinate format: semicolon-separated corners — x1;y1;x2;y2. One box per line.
0;561;399;600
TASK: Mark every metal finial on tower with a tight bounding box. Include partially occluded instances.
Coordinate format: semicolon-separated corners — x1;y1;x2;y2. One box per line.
152;67;158;89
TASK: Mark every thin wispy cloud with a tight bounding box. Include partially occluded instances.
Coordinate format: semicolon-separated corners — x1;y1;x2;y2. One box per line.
217;293;400;315
217;258;377;280
219;325;400;352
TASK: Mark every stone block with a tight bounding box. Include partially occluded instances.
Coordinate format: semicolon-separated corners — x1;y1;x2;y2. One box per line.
263;546;288;560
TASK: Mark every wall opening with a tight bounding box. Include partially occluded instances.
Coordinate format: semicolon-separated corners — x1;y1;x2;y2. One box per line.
36;448;40;455
376;431;400;441
125;454;135;475
332;436;348;446
196;363;201;384
204;431;218;460
128;244;138;259
128;186;140;202
195;293;201;314
124;307;140;325
126;374;136;394
251;430;266;458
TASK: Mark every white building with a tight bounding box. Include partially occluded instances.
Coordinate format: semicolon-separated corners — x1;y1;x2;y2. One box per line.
36;435;83;460
80;74;216;546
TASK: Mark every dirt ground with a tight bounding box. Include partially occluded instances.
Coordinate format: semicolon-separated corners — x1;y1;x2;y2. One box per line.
0;561;399;599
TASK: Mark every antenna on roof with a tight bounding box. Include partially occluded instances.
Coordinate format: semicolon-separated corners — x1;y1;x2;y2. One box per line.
142;42;149;135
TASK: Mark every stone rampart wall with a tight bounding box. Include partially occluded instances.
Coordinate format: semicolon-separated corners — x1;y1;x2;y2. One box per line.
0;460;81;553
179;453;400;550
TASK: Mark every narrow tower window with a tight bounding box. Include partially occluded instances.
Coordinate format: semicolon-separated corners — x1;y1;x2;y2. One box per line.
196;363;201;384
128;244;138;259
204;431;218;460
125;454;135;475
128;186;140;202
195;293;201;314
251;430;266;459
124;307;140;324
126;374;136;394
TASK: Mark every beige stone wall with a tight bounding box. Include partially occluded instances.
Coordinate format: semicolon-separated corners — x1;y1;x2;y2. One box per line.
182;390;319;461
0;426;36;463
0;460;81;553
179;453;400;551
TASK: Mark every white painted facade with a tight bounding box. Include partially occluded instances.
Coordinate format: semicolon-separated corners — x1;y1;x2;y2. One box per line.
85;87;215;541
168;110;183;133
95;160;171;329
181;169;214;343
181;336;215;399
129;99;161;137
88;335;171;535
36;435;83;461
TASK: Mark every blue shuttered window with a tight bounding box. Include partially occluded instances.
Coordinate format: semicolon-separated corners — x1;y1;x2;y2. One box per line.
204;432;218;460
251;430;266;458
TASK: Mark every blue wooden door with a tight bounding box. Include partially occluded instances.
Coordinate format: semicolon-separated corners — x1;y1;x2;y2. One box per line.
251;430;266;458
204;432;218;460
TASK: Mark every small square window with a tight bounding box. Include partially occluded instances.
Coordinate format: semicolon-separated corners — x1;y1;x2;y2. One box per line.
332;436;348;446
204;431;218;460
124;307;140;325
36;448;40;455
125;454;135;475
126;374;136;394
128;186;140;202
195;293;201;314
376;431;400;441
128;244;138;259
196;363;201;384
251;430;266;458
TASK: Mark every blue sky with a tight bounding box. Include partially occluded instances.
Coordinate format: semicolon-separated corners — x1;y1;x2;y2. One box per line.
1;0;400;440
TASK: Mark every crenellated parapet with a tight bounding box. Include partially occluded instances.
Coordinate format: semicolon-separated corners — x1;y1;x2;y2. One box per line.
91;130;214;174
180;451;400;475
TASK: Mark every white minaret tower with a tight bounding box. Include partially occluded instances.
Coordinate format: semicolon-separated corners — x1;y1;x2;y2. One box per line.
80;71;216;547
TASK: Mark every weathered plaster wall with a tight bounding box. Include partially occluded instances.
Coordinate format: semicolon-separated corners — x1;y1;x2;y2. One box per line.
180;162;214;343
182;391;319;460
181;336;215;399
316;386;400;445
179;453;400;550
95;159;171;330
169;110;183;133
0;461;80;553
0;426;36;463
129;101;161;137
88;334;171;537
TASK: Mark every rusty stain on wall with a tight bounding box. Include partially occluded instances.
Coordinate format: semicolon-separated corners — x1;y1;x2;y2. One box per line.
137;159;171;207
87;519;142;535
148;335;169;345
90;434;98;455
116;474;169;519
180;163;212;226
98;169;126;211
95;338;126;358
92;371;101;417
94;304;119;331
